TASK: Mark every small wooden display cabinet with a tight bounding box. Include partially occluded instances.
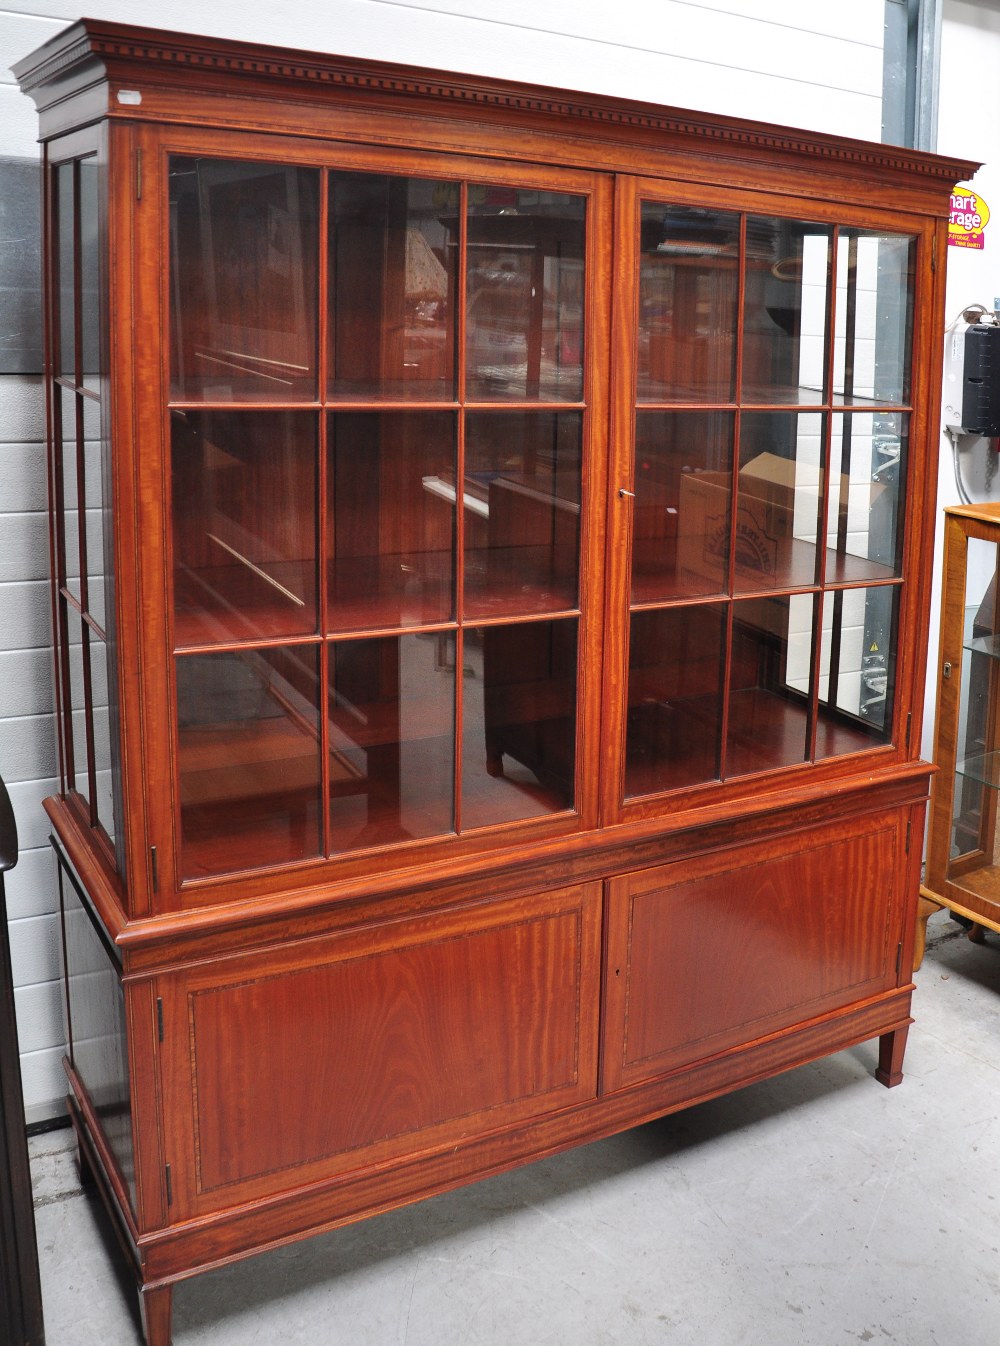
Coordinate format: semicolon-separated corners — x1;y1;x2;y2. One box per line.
14;20;974;1346
921;503;1000;955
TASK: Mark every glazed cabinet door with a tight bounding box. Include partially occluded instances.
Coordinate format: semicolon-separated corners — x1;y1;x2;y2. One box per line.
133;126;611;907
602;809;914;1092
155;882;601;1221
603;178;928;821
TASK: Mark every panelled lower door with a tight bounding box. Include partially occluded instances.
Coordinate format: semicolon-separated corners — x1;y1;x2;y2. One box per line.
602;809;909;1093
156;882;601;1220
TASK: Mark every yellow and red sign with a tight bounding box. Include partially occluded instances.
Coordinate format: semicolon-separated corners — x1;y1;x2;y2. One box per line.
949;186;990;250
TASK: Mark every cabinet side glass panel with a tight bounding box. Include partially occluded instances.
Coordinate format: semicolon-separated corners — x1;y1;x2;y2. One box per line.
327;411;456;632
462;618;577;828
171;410;318;645
329;172;456;400
466;189;585;402
636;204;739;403
176;645;323;877
169;157;319;402
950;537;1000;873
328;633;455;852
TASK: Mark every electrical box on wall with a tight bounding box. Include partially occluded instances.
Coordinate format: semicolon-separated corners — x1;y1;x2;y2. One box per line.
944;322;1000;436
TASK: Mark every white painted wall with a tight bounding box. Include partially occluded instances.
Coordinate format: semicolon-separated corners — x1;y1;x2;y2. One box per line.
0;1;887;1122
922;0;1000;766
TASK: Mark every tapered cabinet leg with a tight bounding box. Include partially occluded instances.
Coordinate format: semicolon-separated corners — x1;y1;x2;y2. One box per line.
875;1024;909;1088
139;1284;173;1346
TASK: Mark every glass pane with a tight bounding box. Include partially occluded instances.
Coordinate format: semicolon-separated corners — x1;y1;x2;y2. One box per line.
464;412;581;618
328;412;455;632
83;416;106;631
632;410;735;602
624;604;724;798
826;412;905;584
735;412;823;593
177;645;322;877
466;188;585;402
169;157;319;401
329;172;456;400
833;230;915;405
328;634;454;852
171;411;317;646
637;203;739;402
89;633;115;843
951;538;999;866
57;162;75;381
64;602;89;799
743;218;831;404
462;619;576;828
61;386;81;601
815;585;898;756
79;157;102;395
726;594;812;777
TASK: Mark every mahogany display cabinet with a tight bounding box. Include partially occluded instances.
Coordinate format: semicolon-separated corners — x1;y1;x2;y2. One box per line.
14;21;976;1345
921;503;1000;955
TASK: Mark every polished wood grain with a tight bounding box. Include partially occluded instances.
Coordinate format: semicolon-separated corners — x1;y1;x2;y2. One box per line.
14;22;966;1346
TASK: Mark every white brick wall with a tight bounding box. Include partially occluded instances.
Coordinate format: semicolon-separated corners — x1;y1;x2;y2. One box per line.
1;1;888;1121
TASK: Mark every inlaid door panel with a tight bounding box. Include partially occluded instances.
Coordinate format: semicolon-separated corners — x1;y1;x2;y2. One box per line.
602;811;907;1093
158;882;601;1217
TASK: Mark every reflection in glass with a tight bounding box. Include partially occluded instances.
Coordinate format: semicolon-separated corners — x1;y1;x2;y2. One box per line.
171;411;317;645
65;604;90;799
58;162;75;381
330;172;456;400
726;594;812;777
826;413;905;584
328;412;455;631
466;188;585;402
815;585;898;755
80;157;101;394
637;204;739;402
631;411;735;601
625;605;725;797
833;230;914;405
328;634;454;852
176;646;322;877
742;218;831;404
463;620;577;828
61;385;81;601
89;635;114;841
60;876;135;1208
464;412;581;617
735;412;823;592
169;157;319;401
951;539;1000;864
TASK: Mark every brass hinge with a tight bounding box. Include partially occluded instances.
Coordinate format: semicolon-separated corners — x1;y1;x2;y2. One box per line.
905;712;912;751
150;845;158;893
895;940;904;981
156;997;164;1043
136;147;142;200
164;1163;173;1206
905;819;912;854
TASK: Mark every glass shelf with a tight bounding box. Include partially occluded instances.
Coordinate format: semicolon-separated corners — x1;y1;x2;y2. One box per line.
964;632;1000;660
955;750;1000;790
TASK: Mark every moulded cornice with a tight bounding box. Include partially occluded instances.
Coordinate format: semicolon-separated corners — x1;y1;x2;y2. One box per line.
13;17;980;187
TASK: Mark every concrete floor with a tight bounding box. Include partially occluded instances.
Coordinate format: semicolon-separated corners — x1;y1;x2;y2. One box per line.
28;909;1000;1346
